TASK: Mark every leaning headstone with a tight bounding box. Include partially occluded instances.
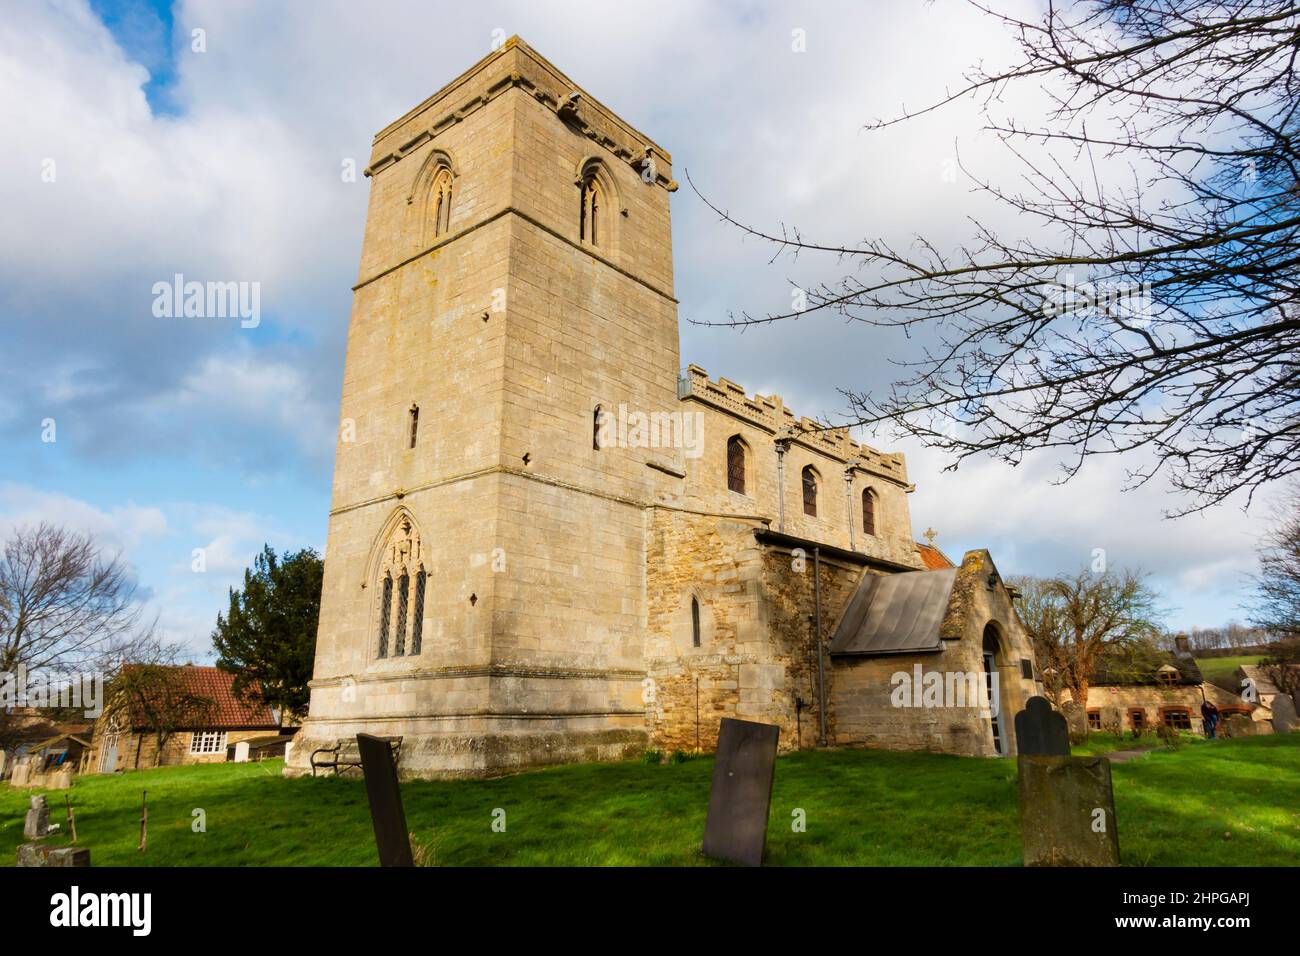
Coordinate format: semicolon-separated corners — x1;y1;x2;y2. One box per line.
1018;754;1120;866
23;795;49;840
1014;696;1070;756
16;843;90;867
356;734;413;867
1271;693;1298;734
701;717;780;867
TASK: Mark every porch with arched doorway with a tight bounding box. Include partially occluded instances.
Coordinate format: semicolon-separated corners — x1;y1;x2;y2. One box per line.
981;621;1014;755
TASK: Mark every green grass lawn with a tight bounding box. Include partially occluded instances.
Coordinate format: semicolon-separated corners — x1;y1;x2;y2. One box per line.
1195;654;1264;684
3;735;1297;866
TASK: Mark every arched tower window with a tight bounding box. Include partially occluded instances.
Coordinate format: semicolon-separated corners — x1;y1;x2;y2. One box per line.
374;514;424;659
579;174;601;245
430;167;453;237
726;435;747;494
862;488;877;536
802;466;819;517
691;596;701;647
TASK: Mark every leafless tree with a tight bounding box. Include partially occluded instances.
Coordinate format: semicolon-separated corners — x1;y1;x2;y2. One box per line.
1012;567;1164;735
693;1;1300;515
0;523;153;679
107;643;216;768
1248;486;1300;701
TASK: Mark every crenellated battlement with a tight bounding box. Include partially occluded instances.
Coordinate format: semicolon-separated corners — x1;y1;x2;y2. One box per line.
677;364;910;485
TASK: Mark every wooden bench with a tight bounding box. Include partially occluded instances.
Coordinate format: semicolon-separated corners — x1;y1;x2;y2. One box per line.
310;735;402;777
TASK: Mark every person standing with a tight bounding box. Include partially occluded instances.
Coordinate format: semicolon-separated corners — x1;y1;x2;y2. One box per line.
1200;699;1220;739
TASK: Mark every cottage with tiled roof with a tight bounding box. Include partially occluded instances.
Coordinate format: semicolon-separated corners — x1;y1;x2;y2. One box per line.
91;665;288;772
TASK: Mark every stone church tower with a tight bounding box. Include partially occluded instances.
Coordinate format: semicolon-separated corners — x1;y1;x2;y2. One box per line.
287;38;680;777
288;38;1046;779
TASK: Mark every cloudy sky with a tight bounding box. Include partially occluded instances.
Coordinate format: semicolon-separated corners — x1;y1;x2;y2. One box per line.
0;0;1275;659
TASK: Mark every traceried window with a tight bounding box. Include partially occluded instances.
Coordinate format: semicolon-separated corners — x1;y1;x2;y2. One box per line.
394;572;410;656
190;731;227;755
726;436;747;494
375;516;424;659
411;570;426;655
691;597;701;648
861;488;876;535
802;466;819;517
431;167;453;237
378;573;393;658
579;174;601;245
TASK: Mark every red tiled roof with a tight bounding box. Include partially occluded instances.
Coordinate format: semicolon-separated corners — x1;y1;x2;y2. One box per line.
915;541;956;570
120;665;279;731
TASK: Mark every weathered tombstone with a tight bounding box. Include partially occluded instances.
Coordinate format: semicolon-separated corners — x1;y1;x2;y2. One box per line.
233;741;250;763
283;741;294;765
1221;713;1255;738
1100;706;1123;735
0;750;7;780
1058;699;1088;744
701;717;779;867
10;756;32;788
1018;754;1120;866
1014;696;1070;756
16;844;90;867
23;795;49;840
356;733;413;867
1271;693;1298;734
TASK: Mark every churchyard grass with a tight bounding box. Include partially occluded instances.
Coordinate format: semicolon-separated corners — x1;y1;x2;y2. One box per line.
2;734;1295;866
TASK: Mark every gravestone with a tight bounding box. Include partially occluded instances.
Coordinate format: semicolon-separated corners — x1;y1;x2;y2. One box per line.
1271;693;1298;734
10;756;32;788
701;717;779;867
1221;713;1255;738
356;733;413;867
1014;696;1070;756
233;741;250;763
0;750;7;780
17;843;90;867
23;795;49;840
1018;754;1120;866
1100;706;1123;735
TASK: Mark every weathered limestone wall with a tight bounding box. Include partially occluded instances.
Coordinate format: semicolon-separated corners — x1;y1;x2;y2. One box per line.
644;511;865;753
832;550;1042;757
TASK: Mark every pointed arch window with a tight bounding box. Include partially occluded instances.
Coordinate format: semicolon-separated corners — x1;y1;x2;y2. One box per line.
802;466;819;517
579;174;601;245
691;596;701;647
431;167;453;237
726;435;747;494
375;516;424;659
862;488;877;536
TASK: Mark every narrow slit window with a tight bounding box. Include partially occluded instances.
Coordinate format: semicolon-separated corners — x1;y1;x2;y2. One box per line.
409;404;419;449
593;405;603;450
691;597;701;647
580;176;600;245
378;574;392;658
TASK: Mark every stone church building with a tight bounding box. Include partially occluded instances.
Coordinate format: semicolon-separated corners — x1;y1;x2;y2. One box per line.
285;38;1041;779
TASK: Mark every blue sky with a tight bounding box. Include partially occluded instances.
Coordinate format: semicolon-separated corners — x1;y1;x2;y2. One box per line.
0;0;1274;660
